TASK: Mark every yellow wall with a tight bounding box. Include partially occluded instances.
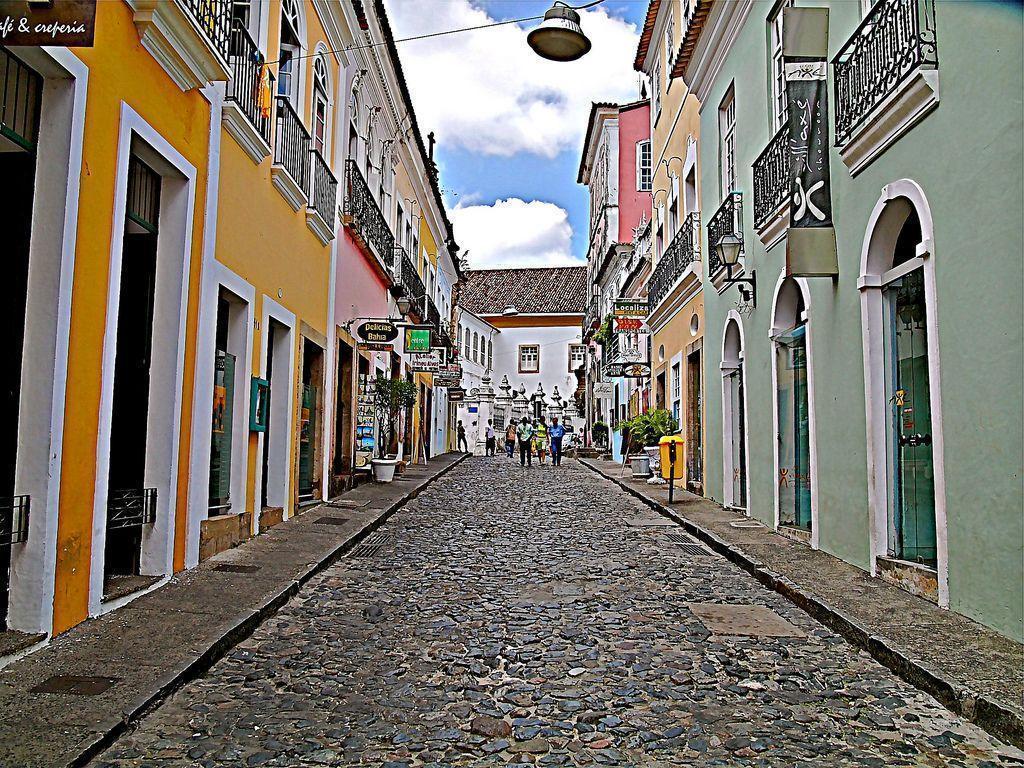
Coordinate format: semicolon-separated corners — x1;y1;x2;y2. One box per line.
52;1;212;633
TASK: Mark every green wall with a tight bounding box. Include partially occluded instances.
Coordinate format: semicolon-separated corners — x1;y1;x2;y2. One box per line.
698;0;1023;640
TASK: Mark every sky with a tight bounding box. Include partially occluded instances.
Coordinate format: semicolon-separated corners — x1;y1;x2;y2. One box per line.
386;0;648;270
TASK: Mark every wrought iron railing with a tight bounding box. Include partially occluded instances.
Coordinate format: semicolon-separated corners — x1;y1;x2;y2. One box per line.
707;192;743;277
179;0;233;61
107;488;157;531
0;46;42;151
395;248;427;317
752;125;788;229
648;212;700;311
425;295;441;330
274;96;310;195
833;0;938;147
308;149;338;230
583;296;601;337
0;495;29;547
226;19;273;146
343;159;395;267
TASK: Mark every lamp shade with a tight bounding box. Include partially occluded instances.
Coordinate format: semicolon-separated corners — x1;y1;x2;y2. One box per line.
527;4;592;62
716;232;743;266
396;296;412;316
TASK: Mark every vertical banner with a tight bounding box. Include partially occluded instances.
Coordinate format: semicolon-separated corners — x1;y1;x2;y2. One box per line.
783;7;839;277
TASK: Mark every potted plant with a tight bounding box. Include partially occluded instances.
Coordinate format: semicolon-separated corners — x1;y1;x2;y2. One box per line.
592;420;609;448
371;375;417;482
621;409;678;478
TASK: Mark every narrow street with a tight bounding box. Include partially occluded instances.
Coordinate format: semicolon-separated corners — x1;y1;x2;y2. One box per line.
92;459;1019;768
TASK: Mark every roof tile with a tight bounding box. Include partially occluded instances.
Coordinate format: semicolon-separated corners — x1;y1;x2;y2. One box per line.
460;267;587;316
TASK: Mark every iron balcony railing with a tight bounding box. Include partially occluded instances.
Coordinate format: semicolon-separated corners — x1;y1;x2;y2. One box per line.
180;0;233;62
0;495;29;547
425;295;441;330
833;0;938;147
274;96;310;196
309;149;338;230
395;247;427;317
707;192;743;277
583;296;601;337
0;46;42;151
107;488;157;531
226;19;273;146
648;212;700;311
752;125;788;229
343;159;395;268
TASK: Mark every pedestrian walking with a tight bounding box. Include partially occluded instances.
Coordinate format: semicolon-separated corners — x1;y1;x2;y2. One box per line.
516;416;534;467
457;420;468;453
549;415;566;466
534;416;548;465
485;419;496;456
504;422;517;458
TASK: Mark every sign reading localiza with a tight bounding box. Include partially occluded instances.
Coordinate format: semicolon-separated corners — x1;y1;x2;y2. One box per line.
783;7;838;277
613;299;647;318
605;362;651;378
0;0;96;46
356;319;398;344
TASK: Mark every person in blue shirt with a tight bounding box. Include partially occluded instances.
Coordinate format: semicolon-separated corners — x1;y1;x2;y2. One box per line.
548;416;567;466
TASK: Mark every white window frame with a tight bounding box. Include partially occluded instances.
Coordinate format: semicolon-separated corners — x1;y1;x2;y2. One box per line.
569;343;586;372
519;344;540;374
636;139;652;192
719;85;737;198
652;58;662;120
311;54;329;156
769;1;791;131
664;10;674;78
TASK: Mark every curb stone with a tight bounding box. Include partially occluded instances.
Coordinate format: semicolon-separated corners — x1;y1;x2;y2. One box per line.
67;453;469;768
579;457;1024;750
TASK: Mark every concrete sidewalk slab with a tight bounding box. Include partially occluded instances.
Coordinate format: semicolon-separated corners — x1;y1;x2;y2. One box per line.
580;457;1024;749
0;452;466;768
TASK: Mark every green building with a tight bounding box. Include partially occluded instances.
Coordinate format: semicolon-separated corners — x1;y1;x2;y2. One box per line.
673;0;1022;640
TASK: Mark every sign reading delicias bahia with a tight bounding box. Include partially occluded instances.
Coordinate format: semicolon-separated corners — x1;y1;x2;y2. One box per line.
0;0;96;47
356;319;398;344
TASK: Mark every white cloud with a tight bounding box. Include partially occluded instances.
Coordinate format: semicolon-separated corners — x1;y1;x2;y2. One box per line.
387;1;640;158
452;198;582;269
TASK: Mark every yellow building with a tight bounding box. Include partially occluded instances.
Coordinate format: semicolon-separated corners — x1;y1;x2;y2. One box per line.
636;0;706;493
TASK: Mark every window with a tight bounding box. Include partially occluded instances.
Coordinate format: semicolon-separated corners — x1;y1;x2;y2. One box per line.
463;327;470;360
473;332;479;363
569;344;586;372
671;361;682;422
651;58;662;119
348;96;359;167
636;140;652;192
719;86;736;198
664;10;674;77
519;344;540;374
668;174;679;237
277;0;301;101
487;339;493;370
312;55;329;155
769;1;791;130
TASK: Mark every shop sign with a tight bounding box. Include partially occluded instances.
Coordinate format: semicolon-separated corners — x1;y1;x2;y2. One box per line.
613;299;647;318
615;317;646;333
605;362;651;378
358;342;394;352
404;326;433;352
409;351;442;373
441;363;463;376
356;319;398;344
593;382;614;397
447;388;466;402
433;375;461;388
0;1;96;46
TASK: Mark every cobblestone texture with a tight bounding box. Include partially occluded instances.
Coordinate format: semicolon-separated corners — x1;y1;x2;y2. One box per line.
92;459;1023;767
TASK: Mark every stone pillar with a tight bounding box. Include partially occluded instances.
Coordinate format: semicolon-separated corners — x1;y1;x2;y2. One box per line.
494;374;513;429
474;374;495;455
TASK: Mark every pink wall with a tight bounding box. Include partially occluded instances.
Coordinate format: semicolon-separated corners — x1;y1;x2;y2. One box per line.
617;101;652;243
335;232;391;326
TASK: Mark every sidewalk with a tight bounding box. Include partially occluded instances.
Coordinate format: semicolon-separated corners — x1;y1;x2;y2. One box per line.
580;457;1024;749
0;452;466;768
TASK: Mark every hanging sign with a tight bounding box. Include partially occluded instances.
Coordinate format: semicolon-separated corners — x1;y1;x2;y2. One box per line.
593;382;614;397
447;388;466;403
783;7;839;277
615;317;646;333
404;326;433;353
605;362;651;379
356;320;398;344
409;351;442;373
613;299;647;318
0;1;96;47
358;342;394;353
433;376;461;388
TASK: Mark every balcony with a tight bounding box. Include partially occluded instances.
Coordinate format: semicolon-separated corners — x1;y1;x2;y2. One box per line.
0;495;29;547
306;149;338;245
647;212;700;312
343;159;395;271
128;0;232;90
393;247;427;318
271;96;311;211
707;192;743;283
752;124;788;244
223;19;273;162
425;295;442;330
583;296;601;339
833;0;939;175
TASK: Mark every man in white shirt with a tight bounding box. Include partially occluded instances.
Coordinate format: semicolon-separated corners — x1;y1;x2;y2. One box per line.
484;420;496;456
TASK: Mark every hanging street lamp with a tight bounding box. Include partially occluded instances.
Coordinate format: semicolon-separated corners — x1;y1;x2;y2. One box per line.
715;232;757;308
527;2;594;62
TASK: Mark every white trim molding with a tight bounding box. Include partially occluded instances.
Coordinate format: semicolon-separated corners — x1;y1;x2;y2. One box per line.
684;0;754;106
719;311;750;513
839;69;940;177
857;179;948;607
126;0;231;91
222;100;272;164
271;164;308;212
305;206;334;245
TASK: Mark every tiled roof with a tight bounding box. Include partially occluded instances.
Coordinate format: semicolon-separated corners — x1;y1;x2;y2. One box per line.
670;0;712;80
634;0;662;71
459;267;587;315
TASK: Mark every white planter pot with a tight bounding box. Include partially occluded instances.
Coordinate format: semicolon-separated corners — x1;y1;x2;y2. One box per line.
371;458;399;483
643;445;662;474
630;454;652;478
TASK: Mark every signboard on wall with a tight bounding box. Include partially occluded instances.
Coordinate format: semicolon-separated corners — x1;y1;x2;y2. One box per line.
613;299;647;318
404;326;433;352
0;1;96;46
409;351;442;373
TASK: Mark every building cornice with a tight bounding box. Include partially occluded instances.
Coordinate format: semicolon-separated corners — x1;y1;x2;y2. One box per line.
680;0;753;105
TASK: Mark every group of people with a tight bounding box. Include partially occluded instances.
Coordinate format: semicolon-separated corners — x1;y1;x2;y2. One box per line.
456;416;567;467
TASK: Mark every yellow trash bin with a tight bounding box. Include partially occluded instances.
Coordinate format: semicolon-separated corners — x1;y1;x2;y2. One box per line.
659;435;686;481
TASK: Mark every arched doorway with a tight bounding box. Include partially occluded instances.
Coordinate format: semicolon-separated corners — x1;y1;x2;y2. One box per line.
721;315;747;511
859;180;946;604
771;277;813;536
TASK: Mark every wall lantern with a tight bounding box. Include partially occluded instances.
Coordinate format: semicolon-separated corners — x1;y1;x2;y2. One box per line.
715;232;757;308
396;296;413;317
528;3;593;62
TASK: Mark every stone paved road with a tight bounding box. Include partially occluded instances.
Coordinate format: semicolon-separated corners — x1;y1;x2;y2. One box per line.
93;459;1023;767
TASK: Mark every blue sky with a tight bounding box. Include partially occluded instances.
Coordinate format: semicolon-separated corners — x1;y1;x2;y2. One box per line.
388;1;647;269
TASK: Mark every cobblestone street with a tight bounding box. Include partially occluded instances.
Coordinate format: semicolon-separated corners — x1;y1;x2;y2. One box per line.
93;459;1022;767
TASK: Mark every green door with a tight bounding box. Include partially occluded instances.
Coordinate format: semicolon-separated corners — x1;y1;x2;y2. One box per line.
776;325;811;531
298;383;317;499
886;269;936;565
208;350;235;513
